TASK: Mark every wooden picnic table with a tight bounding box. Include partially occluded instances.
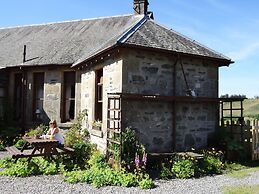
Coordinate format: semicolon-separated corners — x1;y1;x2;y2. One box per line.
6;136;74;161
21;136;59;158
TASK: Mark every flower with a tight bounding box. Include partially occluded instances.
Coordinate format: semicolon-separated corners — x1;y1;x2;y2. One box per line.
92;120;102;128
135;153;140;169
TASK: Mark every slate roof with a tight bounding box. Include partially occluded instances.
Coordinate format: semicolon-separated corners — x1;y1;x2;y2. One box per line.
0;14;231;69
125;20;230;61
0;15;143;68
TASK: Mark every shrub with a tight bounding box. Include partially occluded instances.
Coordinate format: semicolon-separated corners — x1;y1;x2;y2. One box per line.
139;177;155;189
202;156;224;174
14;139;26;149
65;110;89;147
88;151;108;169
0;157;63;177
0;159;40;177
172;159;195;179
25;124;47;137
0;141;5;151
159;163;172;179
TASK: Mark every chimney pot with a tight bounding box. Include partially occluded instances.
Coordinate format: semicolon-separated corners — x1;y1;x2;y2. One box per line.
133;0;149;15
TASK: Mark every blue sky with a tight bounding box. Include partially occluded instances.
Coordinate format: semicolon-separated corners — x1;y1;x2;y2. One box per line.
0;0;258;98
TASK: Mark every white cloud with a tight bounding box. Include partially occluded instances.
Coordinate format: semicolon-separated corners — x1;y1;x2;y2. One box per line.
228;42;259;61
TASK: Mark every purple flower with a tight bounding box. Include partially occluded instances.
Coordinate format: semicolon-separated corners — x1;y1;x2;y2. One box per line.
142;153;147;167
135;153;140;169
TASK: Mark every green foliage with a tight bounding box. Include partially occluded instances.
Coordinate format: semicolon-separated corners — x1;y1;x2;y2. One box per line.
0;126;21;146
122;127;137;163
117;127;147;172
0;159;40;177
0;157;64;177
88;151;108;169
0;140;5;151
159;163;172;179
64;151;154;189
72;141;96;169
224;185;259;194
65;109;89;147
201;156;224;174
34;158;59;175
14;139;26;149
64;167;153;189
25;124;48;137
139;177;155;189
172;158;195;179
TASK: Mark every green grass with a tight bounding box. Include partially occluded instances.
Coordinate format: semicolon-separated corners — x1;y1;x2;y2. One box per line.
225;161;259;178
223;185;259;194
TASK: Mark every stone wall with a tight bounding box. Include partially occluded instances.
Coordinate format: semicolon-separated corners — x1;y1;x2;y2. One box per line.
175;103;218;151
80;58;123;151
8;66;76;127
122;101;173;152
121;48;219;152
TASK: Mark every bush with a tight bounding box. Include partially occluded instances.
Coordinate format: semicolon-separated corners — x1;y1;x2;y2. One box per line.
14;139;26;149
172;159;195;179
139;177;155;189
0;141;5;151
201;156;224;174
0;157;63;177
159;163;173;179
0;159;40;177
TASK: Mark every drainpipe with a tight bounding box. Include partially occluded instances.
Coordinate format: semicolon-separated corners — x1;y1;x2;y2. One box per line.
172;55;179;152
21;45;27;134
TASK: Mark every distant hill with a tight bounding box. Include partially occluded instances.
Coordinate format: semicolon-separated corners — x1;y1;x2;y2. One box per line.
222;99;259;119
243;99;259;118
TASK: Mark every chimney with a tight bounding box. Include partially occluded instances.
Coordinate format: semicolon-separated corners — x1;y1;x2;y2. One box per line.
133;0;149;15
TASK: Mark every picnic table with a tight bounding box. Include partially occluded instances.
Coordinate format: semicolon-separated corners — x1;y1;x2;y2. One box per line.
6;136;74;161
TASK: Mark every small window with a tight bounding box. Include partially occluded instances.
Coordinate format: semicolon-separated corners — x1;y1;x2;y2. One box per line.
62;71;76;122
33;72;44;121
95;69;103;122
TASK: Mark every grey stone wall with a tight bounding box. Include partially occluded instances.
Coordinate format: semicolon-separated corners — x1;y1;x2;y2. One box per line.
80;58;123;151
8;66;77;127
121;48;219;152
122;101;173;152
175;103;218;151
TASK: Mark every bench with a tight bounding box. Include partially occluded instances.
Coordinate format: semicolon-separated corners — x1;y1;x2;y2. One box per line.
5;146;26;159
58;146;75;153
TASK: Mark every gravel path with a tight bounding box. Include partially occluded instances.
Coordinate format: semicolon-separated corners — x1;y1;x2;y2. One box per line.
1;151;259;194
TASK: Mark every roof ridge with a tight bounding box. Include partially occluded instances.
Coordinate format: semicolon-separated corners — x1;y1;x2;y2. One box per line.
72;15;146;67
117;15;148;43
0;14;136;30
149;20;231;61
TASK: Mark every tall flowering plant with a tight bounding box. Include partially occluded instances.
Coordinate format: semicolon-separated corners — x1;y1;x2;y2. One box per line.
120;127;148;173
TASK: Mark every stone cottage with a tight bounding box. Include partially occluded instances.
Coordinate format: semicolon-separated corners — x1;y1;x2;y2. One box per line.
0;0;232;153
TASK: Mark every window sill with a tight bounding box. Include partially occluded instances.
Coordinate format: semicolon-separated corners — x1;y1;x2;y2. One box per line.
91;128;103;138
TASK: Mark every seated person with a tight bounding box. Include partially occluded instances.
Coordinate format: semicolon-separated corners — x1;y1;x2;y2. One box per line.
47;120;64;147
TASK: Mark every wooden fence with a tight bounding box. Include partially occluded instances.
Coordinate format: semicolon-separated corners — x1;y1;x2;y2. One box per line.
223;120;259;160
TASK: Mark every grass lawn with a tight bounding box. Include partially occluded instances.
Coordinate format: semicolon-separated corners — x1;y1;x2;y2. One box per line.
225;161;259;178
223;185;259;194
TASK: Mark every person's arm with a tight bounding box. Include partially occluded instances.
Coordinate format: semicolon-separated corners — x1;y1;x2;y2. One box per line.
52;127;59;134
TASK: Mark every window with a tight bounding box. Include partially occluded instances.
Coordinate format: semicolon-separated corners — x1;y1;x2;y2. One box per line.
62;71;75;122
95;69;103;122
33;72;44;121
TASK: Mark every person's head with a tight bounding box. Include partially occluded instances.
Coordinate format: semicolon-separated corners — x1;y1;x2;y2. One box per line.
49;120;57;128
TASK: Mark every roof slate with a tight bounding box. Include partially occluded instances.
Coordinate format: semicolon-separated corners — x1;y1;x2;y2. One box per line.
125;20;230;61
0;14;231;69
0;15;143;68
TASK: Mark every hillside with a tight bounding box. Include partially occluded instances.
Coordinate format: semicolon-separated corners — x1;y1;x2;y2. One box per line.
243;99;259;118
223;99;259;119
